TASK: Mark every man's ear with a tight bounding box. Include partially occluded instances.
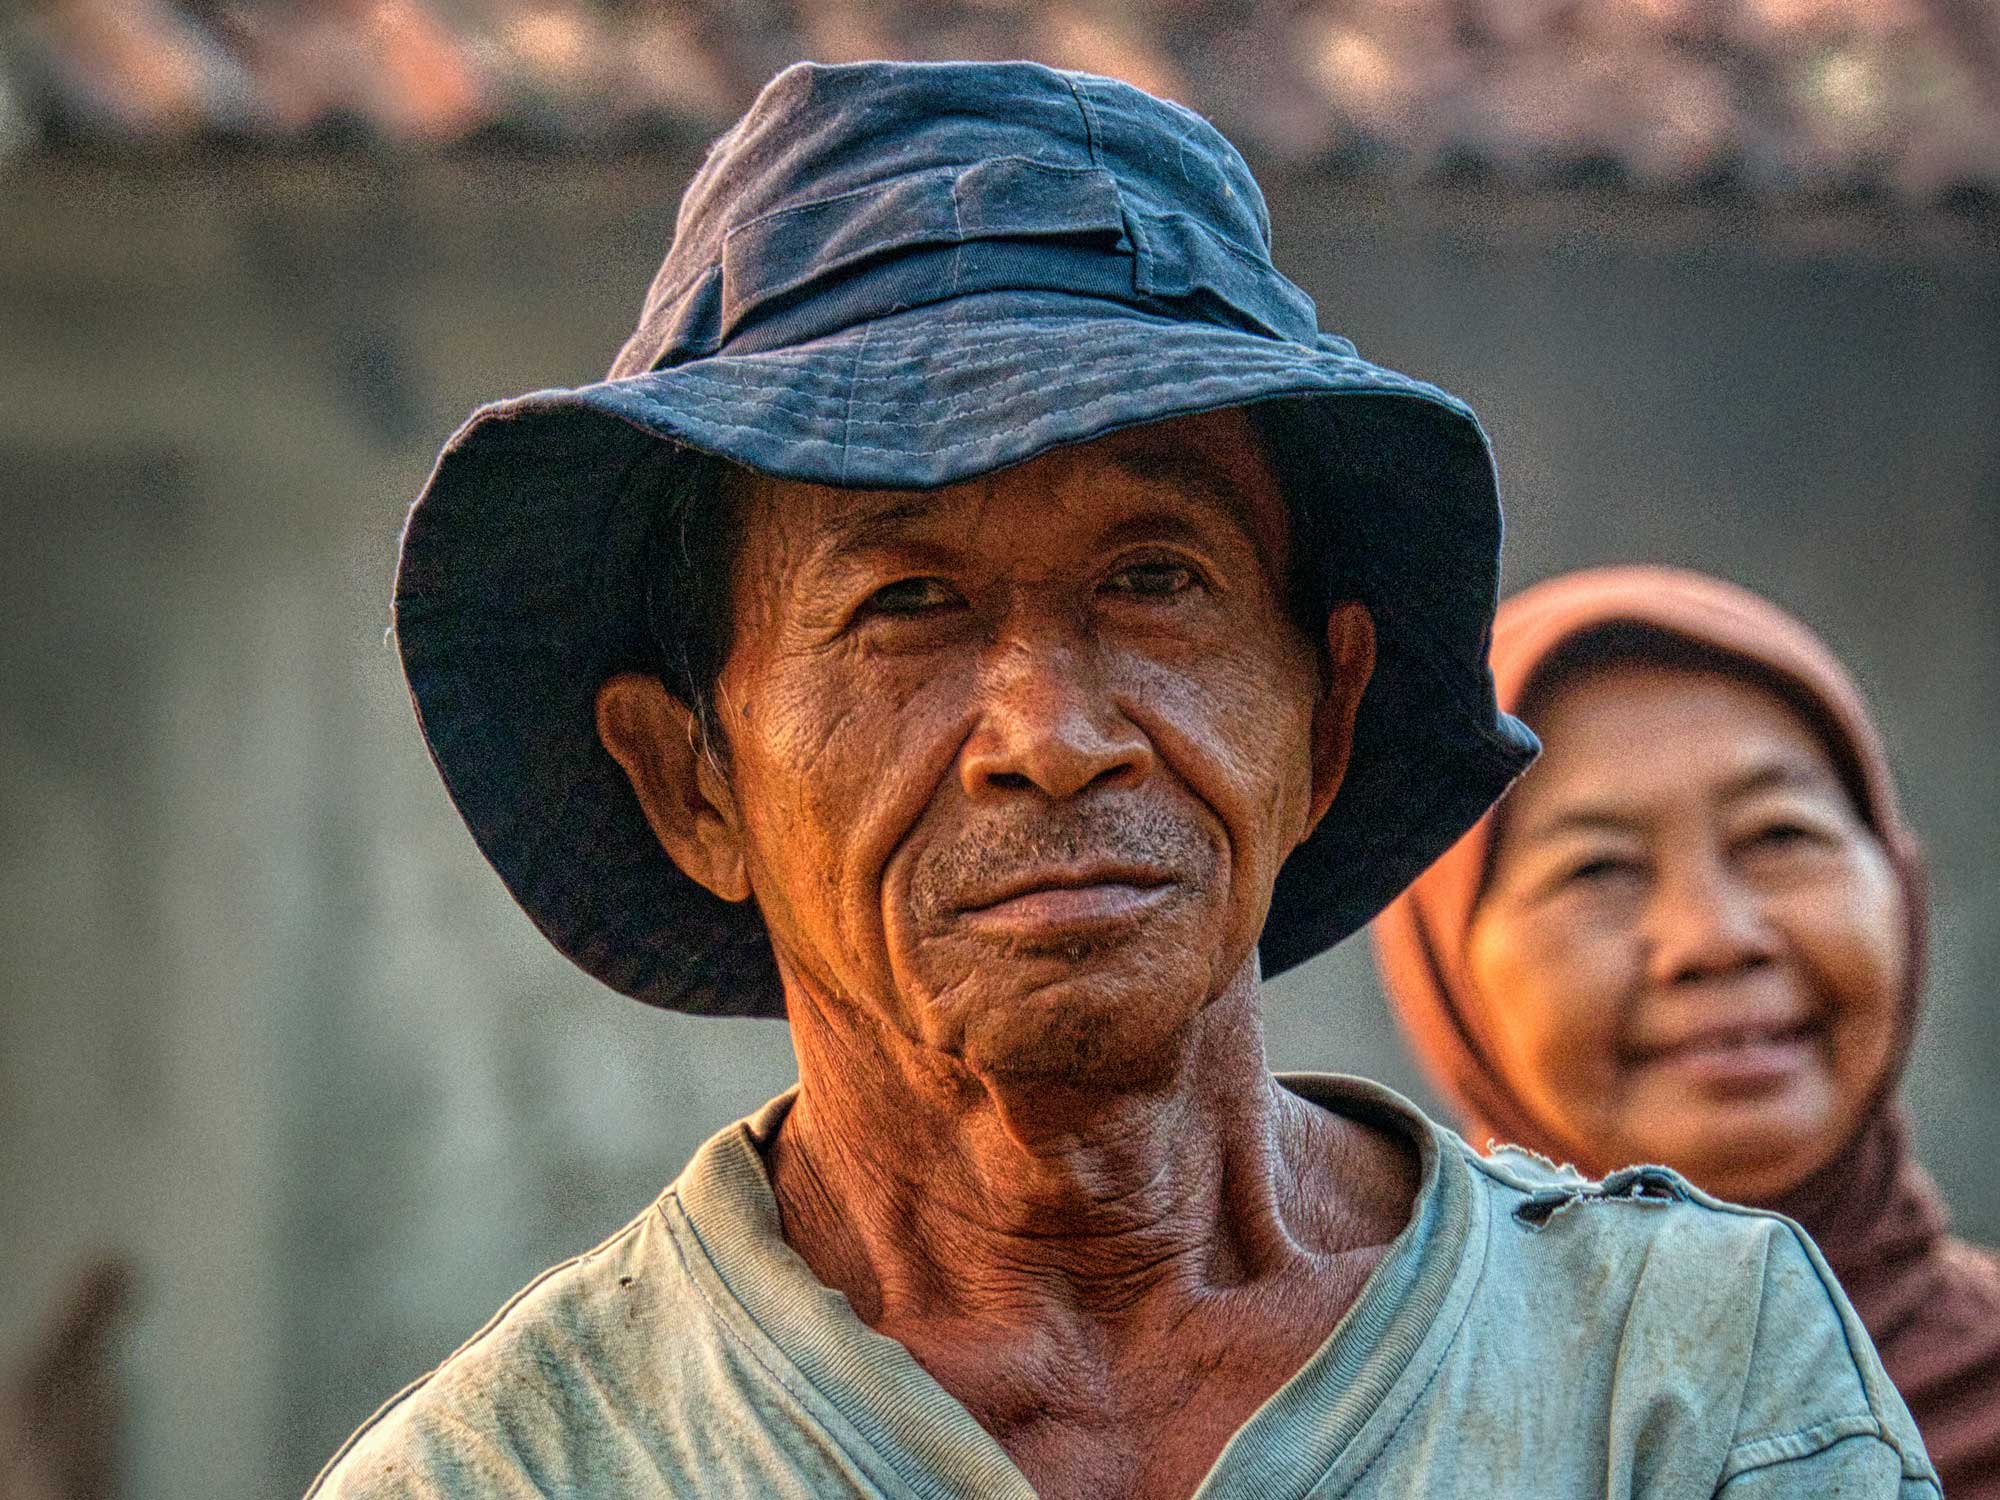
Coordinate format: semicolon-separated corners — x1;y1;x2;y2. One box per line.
1304;601;1376;838
594;673;751;904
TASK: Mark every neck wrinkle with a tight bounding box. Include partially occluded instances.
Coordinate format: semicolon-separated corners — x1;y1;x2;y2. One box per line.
769;973;1315;1335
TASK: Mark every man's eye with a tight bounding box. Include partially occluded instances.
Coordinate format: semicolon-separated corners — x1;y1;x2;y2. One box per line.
863;578;958;616
1104;561;1197;598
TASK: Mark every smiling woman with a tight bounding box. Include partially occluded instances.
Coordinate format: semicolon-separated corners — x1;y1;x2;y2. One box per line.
1372;564;2000;1495
1465;642;1905;1205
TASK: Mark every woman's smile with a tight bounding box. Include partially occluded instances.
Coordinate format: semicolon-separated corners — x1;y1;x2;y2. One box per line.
1626;1015;1824;1097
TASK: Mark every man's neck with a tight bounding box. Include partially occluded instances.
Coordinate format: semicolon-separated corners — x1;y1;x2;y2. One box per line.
762;970;1418;1500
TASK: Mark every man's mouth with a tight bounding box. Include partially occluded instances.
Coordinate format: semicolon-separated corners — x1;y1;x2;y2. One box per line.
957;864;1176;938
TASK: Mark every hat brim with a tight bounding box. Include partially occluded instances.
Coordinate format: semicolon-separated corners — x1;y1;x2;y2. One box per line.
394;291;1537;1017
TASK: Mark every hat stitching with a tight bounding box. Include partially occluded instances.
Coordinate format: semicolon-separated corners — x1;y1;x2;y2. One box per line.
664;318;1363;390
697;304;1286;365
609;327;1289;405
642;301;1182;385
709;325;1293;385
625;347;1444;436
1058;70;1105;164
1148;209;1270;273
837;318;873;486
806;315;1309;362
835;348;1331;403
717;329;1447;406
615;366;1450;464
848;320;1326;367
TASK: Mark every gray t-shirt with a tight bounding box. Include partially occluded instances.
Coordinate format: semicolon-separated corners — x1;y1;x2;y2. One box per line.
307;1075;1939;1498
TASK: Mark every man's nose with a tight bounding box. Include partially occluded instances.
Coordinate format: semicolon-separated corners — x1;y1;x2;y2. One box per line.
958;626;1154;801
1643;850;1778;987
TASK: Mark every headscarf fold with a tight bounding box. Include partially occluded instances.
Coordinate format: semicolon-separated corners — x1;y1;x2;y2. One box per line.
1372;564;2000;1493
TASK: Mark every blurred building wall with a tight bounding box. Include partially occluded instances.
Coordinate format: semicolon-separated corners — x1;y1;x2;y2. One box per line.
1;154;1995;1498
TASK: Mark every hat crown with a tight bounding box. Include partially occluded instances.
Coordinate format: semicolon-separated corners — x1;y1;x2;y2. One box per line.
393;60;1522;1019
611;60;1319;375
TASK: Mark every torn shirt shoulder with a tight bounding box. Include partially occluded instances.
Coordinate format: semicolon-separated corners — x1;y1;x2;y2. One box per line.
1455;1135;1939;1494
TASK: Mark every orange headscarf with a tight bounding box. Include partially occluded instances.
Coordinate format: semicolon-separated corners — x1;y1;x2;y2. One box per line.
1372;563;2000;1494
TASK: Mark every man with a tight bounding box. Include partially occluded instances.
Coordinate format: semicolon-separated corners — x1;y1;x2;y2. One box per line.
315;60;1937;1499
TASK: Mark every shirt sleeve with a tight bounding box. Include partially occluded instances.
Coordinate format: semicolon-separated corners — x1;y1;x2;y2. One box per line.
1715;1432;1938;1498
1712;1216;1940;1498
307;1405;554;1500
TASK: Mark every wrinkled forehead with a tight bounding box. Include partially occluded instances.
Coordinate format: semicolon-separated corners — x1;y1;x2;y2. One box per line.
736;405;1292;572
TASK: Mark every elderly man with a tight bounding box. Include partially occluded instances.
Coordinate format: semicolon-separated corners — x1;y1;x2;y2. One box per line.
314;61;1936;1500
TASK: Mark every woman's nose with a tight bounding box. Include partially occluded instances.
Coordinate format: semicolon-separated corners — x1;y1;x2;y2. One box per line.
1643;852;1779;987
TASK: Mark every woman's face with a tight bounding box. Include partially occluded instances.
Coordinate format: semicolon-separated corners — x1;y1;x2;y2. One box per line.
1465;662;1906;1203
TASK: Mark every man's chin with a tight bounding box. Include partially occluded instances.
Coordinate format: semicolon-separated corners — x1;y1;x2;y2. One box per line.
924;961;1222;1087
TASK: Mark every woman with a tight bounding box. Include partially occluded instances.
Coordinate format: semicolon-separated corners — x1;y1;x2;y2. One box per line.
1373;564;2000;1493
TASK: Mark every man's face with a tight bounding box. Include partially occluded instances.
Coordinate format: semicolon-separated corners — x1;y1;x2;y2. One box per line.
616;408;1370;1080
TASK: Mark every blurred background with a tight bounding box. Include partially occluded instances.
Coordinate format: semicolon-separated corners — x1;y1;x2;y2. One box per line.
2;0;1996;1494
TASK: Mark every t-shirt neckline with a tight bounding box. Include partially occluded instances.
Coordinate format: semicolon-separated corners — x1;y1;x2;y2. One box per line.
666;1072;1477;1500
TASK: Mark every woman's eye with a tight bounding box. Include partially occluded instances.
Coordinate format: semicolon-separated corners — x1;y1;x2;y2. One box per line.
1567;855;1640;887
1742;821;1818;855
864;578;958;616
1105;560;1198;598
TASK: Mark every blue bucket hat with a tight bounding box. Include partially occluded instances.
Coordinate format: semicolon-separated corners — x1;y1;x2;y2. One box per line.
394;59;1538;1019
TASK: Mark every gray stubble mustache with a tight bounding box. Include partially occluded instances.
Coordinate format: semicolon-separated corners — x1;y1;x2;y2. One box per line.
909;801;1215;915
